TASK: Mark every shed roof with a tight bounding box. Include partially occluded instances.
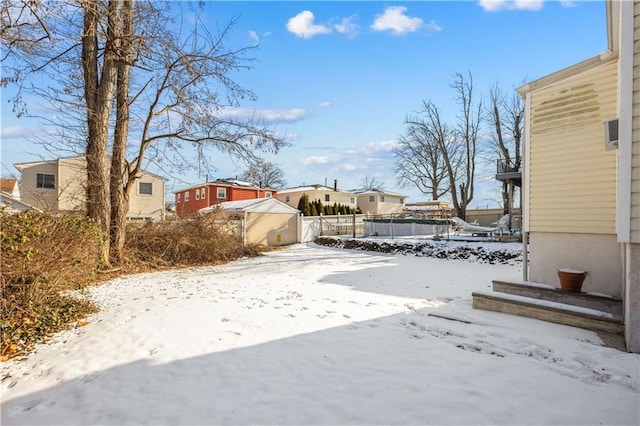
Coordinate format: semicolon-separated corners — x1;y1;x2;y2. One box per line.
199;197;299;214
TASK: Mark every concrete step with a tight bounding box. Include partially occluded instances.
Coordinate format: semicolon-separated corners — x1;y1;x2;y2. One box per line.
491;280;623;316
472;291;624;335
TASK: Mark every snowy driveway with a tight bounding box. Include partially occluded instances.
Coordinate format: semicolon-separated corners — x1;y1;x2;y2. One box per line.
1;243;639;425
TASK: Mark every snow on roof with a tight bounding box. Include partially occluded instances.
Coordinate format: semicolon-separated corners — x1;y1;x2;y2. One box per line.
198;197;299;214
278;184;353;194
354;188;405;197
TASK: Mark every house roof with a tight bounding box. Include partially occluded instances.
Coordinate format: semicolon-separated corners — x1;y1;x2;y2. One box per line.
0;178;18;193
199;197;299;214
278;184;353;195
13;155;167;180
354;188;406;198
174;178;276;194
0;191;40;212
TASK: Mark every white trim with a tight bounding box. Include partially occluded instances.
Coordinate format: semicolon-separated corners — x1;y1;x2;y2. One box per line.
523;93;532;233
217;187;227;199
516;52;617;96
617;0;633;243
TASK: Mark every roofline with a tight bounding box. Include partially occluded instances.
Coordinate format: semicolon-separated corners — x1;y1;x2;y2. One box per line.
355;190;406;198
13;155;168;181
173;181;277;194
606;0;619;54
516;51;617;96
278;184;354;194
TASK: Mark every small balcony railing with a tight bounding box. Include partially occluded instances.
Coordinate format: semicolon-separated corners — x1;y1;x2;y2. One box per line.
496;159;521;175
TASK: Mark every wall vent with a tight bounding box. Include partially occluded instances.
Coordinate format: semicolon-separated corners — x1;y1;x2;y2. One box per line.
604;118;619;151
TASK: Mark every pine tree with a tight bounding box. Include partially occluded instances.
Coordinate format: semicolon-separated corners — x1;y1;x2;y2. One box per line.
297;194;311;216
310;203;318;216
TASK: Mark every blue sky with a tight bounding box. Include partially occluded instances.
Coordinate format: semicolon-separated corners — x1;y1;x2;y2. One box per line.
1;0;608;206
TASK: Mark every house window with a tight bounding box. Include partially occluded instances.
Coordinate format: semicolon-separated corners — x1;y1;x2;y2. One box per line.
185;191;190;202
201;188;206;199
195;189;200;200
350;198;355;204
325;194;330;202
36;173;55;189
285;196;290;203
380;195;385;202
177;193;181;203
138;182;153;195
217;187;227;199
265;191;272;198
369;196;375;202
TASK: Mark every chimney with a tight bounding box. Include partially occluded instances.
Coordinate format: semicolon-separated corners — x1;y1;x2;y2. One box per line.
334;179;337;191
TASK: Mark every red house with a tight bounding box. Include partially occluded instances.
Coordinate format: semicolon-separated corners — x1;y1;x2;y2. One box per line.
174;179;277;215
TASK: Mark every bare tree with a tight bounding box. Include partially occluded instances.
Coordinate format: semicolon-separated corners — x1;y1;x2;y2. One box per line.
487;83;523;215
240;159;286;188
4;1;286;265
447;71;482;220
358;175;385;192
393;107;454;200
109;0;134;263
1;0;52;70
82;0;120;262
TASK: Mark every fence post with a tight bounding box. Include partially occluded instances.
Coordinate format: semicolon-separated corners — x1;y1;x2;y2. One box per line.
319;213;323;236
352;213;356;238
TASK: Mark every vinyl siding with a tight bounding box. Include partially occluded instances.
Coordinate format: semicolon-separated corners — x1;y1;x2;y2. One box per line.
57;157;87;212
529;60;618;234
631;0;640;242
128;174;166;220
20;163;59;210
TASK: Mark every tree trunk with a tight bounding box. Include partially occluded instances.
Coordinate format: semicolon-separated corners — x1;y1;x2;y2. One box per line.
110;0;133;265
82;0;118;264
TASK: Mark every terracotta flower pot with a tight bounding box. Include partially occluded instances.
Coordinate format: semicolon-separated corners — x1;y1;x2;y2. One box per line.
557;269;587;293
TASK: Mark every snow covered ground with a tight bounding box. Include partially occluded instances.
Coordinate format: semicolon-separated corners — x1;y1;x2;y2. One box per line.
1;242;639;425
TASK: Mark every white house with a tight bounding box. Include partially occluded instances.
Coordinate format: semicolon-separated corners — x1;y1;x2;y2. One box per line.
14;156;167;221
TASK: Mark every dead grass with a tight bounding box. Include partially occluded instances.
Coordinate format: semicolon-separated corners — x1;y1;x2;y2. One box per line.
1;210;265;360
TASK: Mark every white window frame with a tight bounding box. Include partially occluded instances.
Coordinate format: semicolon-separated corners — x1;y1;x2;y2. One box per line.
325;194;330;202
285;195;290;203
195;189;200;200
265;191;272;198
217;187;227;199
185;191;190;202
177;193;181;203
201;188;206;199
380;195;385;202
369;195;375;202
36;173;55;189
138;181;153;196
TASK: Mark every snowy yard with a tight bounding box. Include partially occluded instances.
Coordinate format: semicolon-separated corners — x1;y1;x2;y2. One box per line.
1;242;639;425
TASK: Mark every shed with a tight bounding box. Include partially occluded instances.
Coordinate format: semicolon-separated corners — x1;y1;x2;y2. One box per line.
200;198;300;246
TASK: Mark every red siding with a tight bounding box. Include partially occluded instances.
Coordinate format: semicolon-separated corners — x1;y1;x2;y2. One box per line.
175;183;277;216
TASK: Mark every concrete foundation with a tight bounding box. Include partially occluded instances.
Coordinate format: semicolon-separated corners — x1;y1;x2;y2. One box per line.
528;232;623;297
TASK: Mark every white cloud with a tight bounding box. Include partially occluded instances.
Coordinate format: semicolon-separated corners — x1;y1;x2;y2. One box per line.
248;30;259;45
334;16;359;38
286;11;332;39
424;20;443;33
216;107;310;124
478;0;545;12
1;125;27;137
302;156;332;166
248;30;272;45
319;101;332;108
371;6;424;35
